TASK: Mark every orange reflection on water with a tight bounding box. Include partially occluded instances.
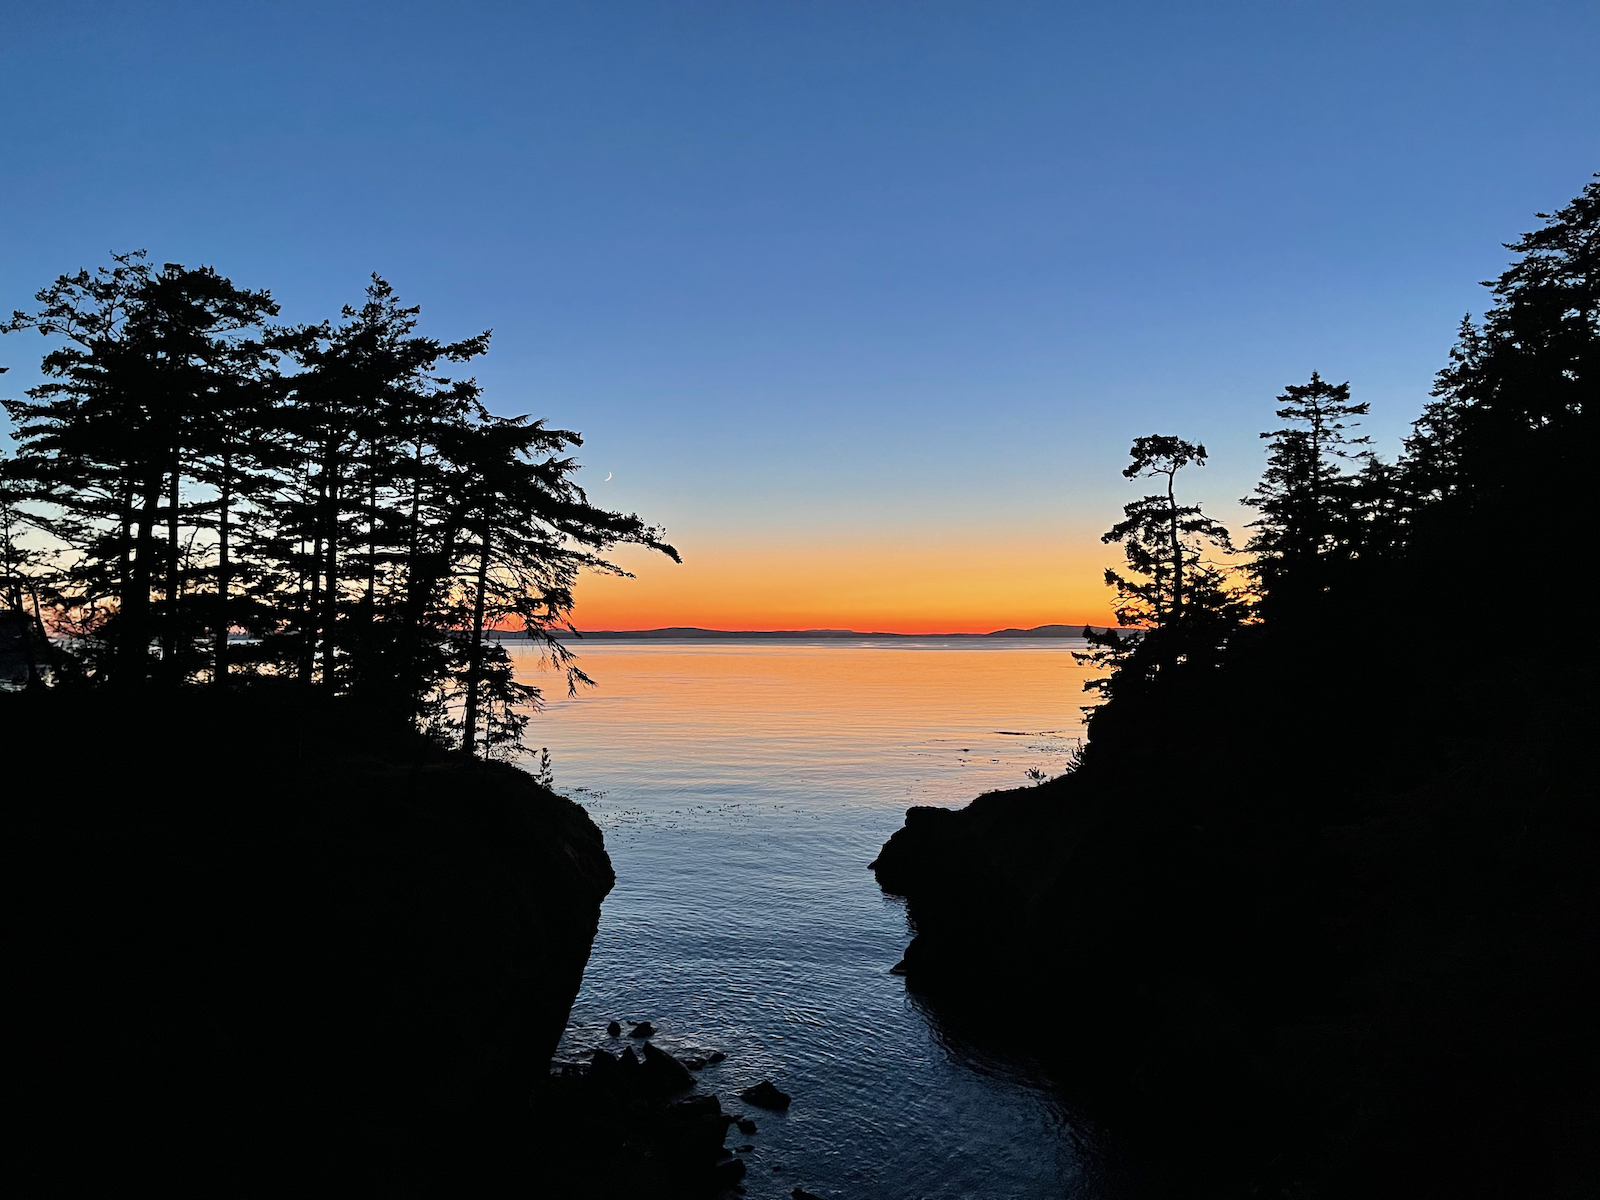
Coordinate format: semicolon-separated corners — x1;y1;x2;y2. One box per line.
513;638;1100;811
533;637;1102;1195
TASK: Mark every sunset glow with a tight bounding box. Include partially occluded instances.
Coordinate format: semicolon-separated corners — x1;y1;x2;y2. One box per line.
568;531;1121;633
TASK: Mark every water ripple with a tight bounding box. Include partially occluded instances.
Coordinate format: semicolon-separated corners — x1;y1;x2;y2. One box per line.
528;640;1110;1199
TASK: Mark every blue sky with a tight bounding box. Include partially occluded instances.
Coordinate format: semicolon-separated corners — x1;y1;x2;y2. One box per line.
2;1;1596;626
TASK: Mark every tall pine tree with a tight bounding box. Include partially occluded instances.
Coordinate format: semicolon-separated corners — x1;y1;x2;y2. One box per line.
1242;373;1371;623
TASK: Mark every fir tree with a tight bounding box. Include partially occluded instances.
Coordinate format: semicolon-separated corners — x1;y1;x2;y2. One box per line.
1;256;680;754
2;254;280;681
1402;173;1598;589
1242;372;1372;621
1077;435;1245;705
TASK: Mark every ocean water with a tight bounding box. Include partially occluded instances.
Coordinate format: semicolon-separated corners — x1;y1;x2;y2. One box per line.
514;638;1117;1200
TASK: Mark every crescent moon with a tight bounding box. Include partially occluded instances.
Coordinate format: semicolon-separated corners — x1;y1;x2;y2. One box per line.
604;472;613;481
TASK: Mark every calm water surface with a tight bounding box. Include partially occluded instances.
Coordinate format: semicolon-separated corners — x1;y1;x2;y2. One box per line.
514;638;1113;1199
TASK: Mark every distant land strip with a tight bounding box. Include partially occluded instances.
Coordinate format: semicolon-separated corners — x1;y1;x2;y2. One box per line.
487;624;1117;640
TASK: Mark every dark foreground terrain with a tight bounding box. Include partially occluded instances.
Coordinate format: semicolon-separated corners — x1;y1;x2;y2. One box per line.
7;687;745;1196
873;636;1598;1199
871;171;1600;1188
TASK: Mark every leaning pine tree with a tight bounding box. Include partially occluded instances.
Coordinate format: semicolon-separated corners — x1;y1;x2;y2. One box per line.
425;412;680;757
1076;435;1247;709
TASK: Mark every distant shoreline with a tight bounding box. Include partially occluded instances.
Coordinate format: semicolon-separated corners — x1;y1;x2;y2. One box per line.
487;624;1115;641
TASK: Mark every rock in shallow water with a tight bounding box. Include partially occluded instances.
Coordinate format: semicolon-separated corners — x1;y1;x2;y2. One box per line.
736;1117;758;1134
641;1041;695;1095
628;1020;655;1038
606;1020;621;1037
536;1068;735;1196
669;1094;722;1118
737;1080;792;1110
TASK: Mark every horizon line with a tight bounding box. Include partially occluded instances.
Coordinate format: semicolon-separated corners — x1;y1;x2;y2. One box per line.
488;623;1116;640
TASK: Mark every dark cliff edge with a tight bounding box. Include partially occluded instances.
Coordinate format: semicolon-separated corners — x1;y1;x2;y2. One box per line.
872;650;1598;1199
8;688;615;1193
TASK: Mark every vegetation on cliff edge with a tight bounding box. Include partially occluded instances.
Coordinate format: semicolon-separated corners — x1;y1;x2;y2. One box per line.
875;176;1599;1199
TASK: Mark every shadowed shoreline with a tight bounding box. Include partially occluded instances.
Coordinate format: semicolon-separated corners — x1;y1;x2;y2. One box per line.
872;644;1598;1197
870;176;1600;1198
11;688;642;1191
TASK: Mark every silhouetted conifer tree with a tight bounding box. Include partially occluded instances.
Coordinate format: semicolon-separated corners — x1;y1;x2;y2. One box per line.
2;254;280;681
1;399;60;618
2;257;679;754
1400;174;1597;614
1077;436;1246;705
1242;373;1372;622
270;276;491;692
422;413;677;755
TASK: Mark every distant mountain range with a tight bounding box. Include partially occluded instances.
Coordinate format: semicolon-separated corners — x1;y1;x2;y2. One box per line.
487;624;1115;640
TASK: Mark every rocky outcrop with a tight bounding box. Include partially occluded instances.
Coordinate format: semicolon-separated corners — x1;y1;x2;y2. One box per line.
872;678;1600;1199
544;1049;747;1196
11;688;614;1192
870;780;1101;996
737;1080;792;1110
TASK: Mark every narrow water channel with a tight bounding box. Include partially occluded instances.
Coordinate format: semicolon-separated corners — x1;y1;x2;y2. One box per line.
520;638;1119;1199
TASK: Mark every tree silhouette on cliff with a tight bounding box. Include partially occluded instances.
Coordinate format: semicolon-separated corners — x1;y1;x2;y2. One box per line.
1076;435;1246;706
1242;373;1372;624
1;258;678;754
877;173;1600;1200
1398;177;1598;630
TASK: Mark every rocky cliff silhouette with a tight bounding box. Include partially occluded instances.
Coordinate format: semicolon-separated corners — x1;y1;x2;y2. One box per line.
872;637;1597;1198
11;688;613;1192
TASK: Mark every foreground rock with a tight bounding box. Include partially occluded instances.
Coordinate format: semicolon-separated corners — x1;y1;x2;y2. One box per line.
737;1080;792;1110
12;688;614;1192
539;1059;743;1196
644;1042;695;1091
872;660;1600;1198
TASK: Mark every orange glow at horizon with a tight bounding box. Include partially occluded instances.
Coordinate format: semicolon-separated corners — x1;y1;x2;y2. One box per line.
564;530;1119;634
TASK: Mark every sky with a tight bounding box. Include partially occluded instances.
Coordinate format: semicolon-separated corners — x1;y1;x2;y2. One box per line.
2;1;1596;631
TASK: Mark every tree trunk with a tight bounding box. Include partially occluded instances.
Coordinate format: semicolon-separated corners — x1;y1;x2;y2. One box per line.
358;460;378;684
300;528;322;686
1167;469;1183;622
1309;412;1323;555
213;451;232;687
124;474;164;684
460;526;492;758
320;518;338;688
118;476;133;651
318;458;340;689
163;463;181;674
366;453;379;604
396;440;427;720
398;508;465;729
1;505;20;611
